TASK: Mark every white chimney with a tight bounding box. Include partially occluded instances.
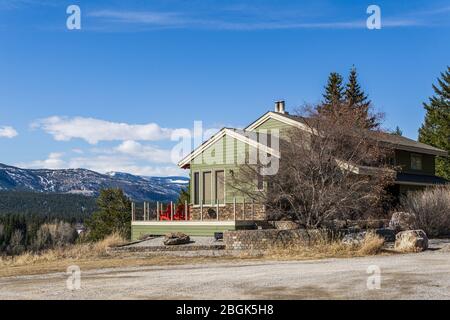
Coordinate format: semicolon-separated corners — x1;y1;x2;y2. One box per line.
275;100;285;114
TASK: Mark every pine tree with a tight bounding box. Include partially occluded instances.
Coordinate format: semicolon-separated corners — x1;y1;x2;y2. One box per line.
418;66;450;180
345;66;370;107
322;72;344;106
392;126;403;136
177;183;190;205
86;189;132;241
344;66;377;129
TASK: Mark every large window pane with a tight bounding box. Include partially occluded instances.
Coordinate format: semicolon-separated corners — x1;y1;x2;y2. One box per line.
411;153;423;170
215;171;225;204
193;172;199;205
203;172;212;204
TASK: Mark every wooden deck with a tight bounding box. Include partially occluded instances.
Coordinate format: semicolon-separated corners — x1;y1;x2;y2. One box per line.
131;220;255;240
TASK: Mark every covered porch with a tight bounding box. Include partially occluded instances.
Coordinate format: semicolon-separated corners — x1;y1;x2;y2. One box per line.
130;199;265;240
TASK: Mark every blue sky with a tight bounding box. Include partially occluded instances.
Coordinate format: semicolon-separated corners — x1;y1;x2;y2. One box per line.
0;0;449;176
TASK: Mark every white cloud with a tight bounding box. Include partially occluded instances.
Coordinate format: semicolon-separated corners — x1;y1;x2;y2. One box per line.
0;126;18;138
89;9;369;30
115;140;172;163
89;10;184;25
17;142;185;177
67;155;185;176
87;7;449;30
17;152;66;169
32;116;176;144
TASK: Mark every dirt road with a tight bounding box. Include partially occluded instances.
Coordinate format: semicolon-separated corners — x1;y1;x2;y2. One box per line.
1;241;449;300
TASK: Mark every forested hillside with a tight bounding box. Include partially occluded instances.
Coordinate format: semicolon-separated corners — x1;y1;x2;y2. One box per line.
0;191;97;222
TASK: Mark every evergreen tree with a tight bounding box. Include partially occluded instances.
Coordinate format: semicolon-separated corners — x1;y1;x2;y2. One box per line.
392;126;403;136
345;66;370;108
176;183;190;205
86;189;132;241
418;66;450;180
322;72;345;106
344;66;377;129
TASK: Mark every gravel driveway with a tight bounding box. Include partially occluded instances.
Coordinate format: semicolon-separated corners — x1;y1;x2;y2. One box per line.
1;240;449;300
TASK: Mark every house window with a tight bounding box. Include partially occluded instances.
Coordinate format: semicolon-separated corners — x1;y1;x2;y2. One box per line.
215;170;225;204
203;171;212;204
411;153;423;170
193;172;199;205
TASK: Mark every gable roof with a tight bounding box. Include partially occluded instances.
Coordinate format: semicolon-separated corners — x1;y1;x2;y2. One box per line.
246;111;448;157
178;109;447;170
177;127;280;169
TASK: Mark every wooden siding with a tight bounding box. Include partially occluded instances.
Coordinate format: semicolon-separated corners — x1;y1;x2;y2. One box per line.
395;150;435;175
131;224;237;239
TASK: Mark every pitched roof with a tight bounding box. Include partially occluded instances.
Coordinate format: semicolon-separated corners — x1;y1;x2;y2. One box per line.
178;109;447;169
247;111;448;157
177;127;280;169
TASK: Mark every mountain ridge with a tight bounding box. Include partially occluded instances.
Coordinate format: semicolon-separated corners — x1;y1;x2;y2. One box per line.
0;163;188;202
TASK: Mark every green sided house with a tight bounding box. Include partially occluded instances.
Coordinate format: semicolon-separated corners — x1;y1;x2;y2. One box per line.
131;101;448;239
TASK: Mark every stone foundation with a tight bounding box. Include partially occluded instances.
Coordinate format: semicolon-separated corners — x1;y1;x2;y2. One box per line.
224;229;318;250
189;203;266;221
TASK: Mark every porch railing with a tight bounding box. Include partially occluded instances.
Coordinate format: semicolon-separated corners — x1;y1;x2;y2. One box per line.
131;197;258;222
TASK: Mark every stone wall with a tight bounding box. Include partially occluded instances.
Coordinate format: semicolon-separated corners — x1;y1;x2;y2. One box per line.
268;220;300;230
189;203;266;221
224;229;321;250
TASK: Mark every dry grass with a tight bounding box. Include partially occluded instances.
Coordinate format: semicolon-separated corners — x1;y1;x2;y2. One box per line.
0;231;388;278
0;233;236;277
0;233;127;269
262;231;385;260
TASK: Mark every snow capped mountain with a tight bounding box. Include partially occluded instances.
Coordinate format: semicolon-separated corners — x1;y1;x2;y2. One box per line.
0;163;189;202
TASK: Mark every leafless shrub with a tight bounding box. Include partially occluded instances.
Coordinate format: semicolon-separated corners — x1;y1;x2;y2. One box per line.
9;229;25;256
263;229;385;259
231;103;395;229
400;185;450;237
34;221;78;250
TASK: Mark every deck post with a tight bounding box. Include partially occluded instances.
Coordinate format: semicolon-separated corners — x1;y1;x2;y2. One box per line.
156;202;159;221
170;201;174;221
144;202;147;221
144;202;150;221
200;202;203;221
216;200;219;221
252;200;255;220
243;198;246;220
131;202;134;221
185;200;188;221
233;197;236;221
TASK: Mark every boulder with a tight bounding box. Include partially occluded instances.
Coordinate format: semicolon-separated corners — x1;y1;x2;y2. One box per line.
342;228;395;245
394;230;428;252
375;228;396;242
163;232;190;246
342;231;367;245
389;212;416;232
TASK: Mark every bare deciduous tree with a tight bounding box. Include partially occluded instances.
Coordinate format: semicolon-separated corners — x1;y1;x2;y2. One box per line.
230;104;396;229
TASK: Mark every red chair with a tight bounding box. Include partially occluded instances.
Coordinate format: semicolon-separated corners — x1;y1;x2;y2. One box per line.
159;203;189;221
